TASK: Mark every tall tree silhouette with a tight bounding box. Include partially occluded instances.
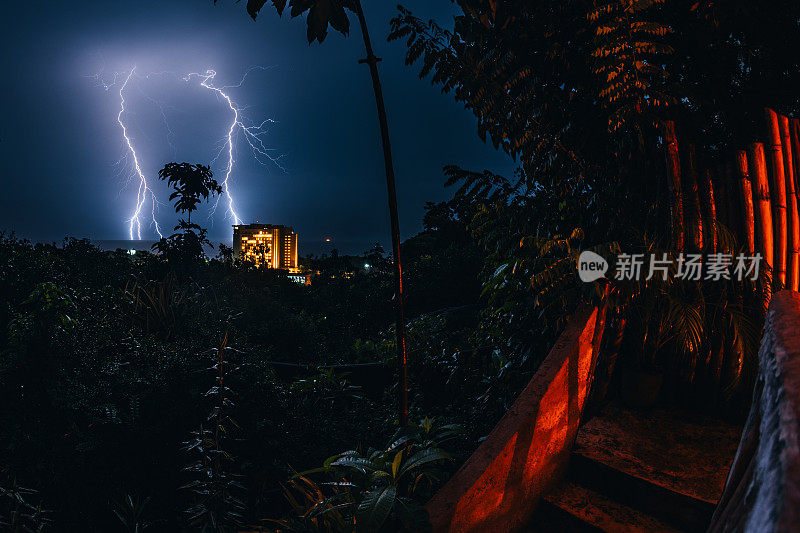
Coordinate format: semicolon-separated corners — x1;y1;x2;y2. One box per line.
159;162;222;225
221;0;411;425
153;162;223;261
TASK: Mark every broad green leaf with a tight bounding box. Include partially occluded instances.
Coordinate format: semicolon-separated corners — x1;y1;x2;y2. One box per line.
356;485;396;533
397;448;451;479
330;456;380;472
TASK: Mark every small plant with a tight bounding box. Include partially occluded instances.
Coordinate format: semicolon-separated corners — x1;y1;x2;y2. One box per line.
182;334;246;532
216;243;235;263
0;478;52;532
8;282;77;342
288;368;364;410
123;274;190;339
265;418;461;532
112;494;153;532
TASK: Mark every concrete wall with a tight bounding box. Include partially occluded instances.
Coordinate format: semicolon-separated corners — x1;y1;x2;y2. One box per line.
710;290;800;532
426;305;606;532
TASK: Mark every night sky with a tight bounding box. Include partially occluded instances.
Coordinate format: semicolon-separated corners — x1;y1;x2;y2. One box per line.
0;1;514;250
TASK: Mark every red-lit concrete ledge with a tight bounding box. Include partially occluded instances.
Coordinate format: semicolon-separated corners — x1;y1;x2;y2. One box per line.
710;290;800;532
426;305;606;532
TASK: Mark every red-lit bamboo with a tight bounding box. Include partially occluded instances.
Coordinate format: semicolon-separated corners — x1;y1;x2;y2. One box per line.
735;151;756;255
715;164;729;231
685;145;704;251
765;109;787;287
663;121;684;251
780;115;800;291
792;119;800;289
723;162;739;243
702;169;718;253
749;143;774;288
792;119;800;189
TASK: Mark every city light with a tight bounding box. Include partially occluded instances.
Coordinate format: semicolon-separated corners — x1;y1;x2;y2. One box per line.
233;223;299;271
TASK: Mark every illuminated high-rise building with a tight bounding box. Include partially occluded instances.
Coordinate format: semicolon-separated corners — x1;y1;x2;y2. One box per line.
233;223;299;272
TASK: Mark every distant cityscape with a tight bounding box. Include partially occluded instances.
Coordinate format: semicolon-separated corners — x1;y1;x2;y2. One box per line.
92;237;376;257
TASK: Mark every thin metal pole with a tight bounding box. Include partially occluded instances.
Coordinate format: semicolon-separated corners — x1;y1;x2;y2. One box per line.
353;0;409;426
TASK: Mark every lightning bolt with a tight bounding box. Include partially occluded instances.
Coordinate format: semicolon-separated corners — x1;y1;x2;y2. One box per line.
117;68;163;240
184;68;284;226
93;66;283;238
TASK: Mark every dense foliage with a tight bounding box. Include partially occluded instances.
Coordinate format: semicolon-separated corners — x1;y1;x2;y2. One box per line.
384;0;800;407
6;1;799;530
269;418;459;532
0;207;505;530
389;0;800;241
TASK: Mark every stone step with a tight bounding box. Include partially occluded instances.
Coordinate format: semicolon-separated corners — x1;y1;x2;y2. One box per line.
566;452;714;532
573;403;740;505
565;402;740;531
532;481;681;532
528;402;741;531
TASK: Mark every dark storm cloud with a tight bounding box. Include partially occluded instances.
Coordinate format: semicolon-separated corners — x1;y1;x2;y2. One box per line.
0;1;514;248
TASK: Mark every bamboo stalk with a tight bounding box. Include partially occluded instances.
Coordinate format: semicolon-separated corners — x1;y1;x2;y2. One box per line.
749;143;774;281
780;115;800;291
765;108;787;287
792;119;800;188
663;121;684;251
792;119;800;289
724;163;735;233
724;162;740;246
702;169;718;253
685;144;704;251
714;164;728;231
735;151;756;255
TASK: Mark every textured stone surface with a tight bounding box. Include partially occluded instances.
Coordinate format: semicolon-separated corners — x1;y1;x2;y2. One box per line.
574;403;740;504
529;402;737;532
540;481;680;533
710;290;800;532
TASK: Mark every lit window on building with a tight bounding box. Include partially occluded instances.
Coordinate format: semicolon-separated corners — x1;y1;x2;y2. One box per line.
232;223;300;273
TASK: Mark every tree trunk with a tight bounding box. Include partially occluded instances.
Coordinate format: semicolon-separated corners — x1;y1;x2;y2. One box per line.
735;151;756;255
749;143;774;295
765;109;787;287
353;0;409;426
685;145;704;252
663;121;684;251
702;169;718;253
780;115;800;291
